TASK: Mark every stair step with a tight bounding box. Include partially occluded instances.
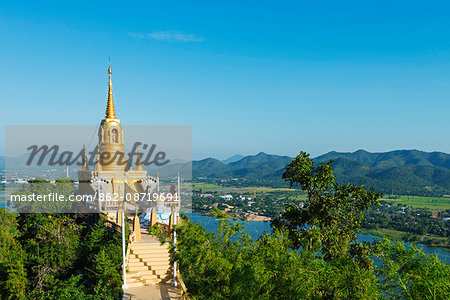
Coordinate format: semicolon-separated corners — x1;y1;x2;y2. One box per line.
126;281;144;288
132;253;170;259
128;262;146;268
128;257;143;263
136;251;170;255
128;265;151;271
135;258;170;263
126;240;173;287
135;255;170;261
133;270;153;276
144;278;162;285
132;249;170;255
129;261;170;268
132;243;168;249
133;248;170;252
146;262;171;267
141;274;162;280
133;252;171;259
138;269;166;277
136;260;170;265
149;268;169;273
132;246;169;251
132;241;166;245
152;271;169;277
134;253;171;259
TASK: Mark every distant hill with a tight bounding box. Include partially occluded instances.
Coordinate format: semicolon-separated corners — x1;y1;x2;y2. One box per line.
185;149;450;195
193;158;227;177
227;152;292;179
222;154;244;165
157;152;292;185
3;149;450;196
189;152;290;179
315;149;450;170
314;150;450;196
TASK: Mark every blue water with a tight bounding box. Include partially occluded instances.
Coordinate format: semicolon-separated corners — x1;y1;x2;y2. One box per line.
184;212;450;264
1;191;9;208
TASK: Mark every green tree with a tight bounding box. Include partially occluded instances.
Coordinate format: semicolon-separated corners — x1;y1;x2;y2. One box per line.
210;207;228;219
4;178;129;298
0;208;27;299
175;215;380;299
18;213;81;293
12;178;75;213
273;151;381;262
174;151;449;299
30;275;89;300
84;219;124;299
376;240;450;299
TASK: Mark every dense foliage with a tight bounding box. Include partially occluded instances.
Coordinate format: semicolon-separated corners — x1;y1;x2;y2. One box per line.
175;151;450;299
363;204;450;249
364;205;449;236
175;216;449;299
11;178;77;213
0;209;126;299
274;152;381;261
0;178;127;299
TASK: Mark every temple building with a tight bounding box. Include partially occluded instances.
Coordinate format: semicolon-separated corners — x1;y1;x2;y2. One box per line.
78;65;157;215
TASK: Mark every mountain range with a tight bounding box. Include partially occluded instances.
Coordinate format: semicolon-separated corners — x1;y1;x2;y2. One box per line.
314;150;450;195
221;154;244;165
172;149;450;196
2;149;450;196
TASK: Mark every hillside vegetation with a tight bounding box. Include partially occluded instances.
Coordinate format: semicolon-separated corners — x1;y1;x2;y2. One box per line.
175;151;450;299
161;150;450;196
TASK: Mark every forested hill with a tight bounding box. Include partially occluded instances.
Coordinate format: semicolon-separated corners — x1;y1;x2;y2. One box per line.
315;149;450;169
188;149;450;196
2;149;450;196
314;150;450;196
185;152;292;185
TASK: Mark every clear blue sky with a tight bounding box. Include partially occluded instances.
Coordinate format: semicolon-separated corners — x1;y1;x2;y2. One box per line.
1;1;450;160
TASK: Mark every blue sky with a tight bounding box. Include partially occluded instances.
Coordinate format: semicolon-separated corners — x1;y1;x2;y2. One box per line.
1;1;450;160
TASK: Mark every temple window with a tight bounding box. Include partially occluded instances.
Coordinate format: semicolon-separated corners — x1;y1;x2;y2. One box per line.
111;128;119;143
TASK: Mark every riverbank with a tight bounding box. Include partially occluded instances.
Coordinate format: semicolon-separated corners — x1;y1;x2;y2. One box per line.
361;228;450;252
196;209;450;253
199;210;272;222
186;212;450;264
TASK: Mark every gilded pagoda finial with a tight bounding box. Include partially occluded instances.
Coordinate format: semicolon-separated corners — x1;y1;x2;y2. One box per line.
95;145;103;171
105;63;116;119
135;144;143;171
82;144;89;170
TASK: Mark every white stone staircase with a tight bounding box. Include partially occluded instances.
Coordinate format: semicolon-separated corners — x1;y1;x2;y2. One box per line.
126;236;171;288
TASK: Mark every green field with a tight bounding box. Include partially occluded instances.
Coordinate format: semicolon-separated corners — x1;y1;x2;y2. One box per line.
382;195;450;211
192;182;297;193
191;183;222;190
192;184;450;210
361;228;408;240
361;228;450;251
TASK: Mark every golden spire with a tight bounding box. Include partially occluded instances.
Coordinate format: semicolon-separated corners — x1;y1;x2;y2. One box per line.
95;145;103;171
82;145;89;170
105;63;116;119
135;145;143;171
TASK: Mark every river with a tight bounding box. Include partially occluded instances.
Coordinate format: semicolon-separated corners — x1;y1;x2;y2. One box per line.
184;212;450;264
1;201;448;264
